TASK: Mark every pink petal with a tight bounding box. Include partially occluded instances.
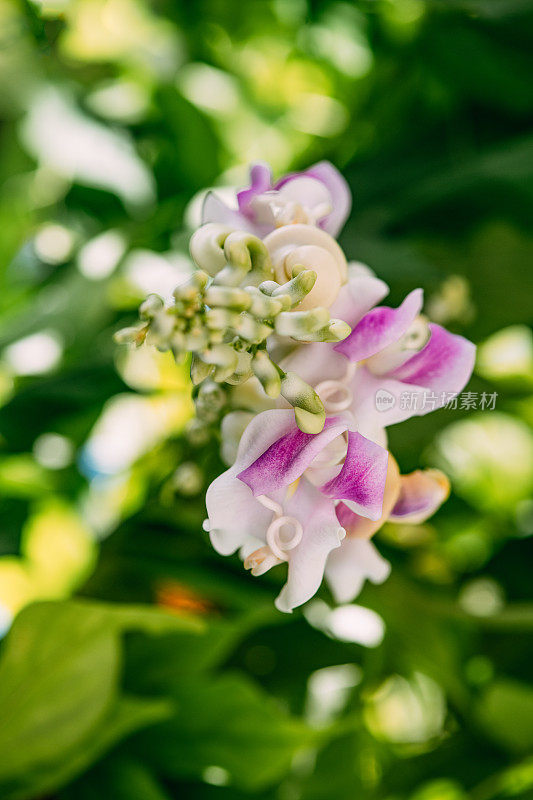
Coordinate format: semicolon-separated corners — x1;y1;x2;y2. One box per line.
298;161;352;236
320;432;389;521
275;479;345;612
207;410;296;555
334;289;423;362
236;161;273;215
389;323;476;396
201;191;255;231
390;469;450;524
335;456;401;538
238;417;347;496
329;264;389;328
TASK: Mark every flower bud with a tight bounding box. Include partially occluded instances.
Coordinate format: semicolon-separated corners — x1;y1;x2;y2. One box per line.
235;316;273;344
139;294;164;320
190;354;213;384
275;307;330;338
296;318;352;343
246;288;284;319
190;223;232;276
205;308;242;331
252;351;282;398
280;371;325;434
225;350;253;385
204;285;251;311
271;269;316;308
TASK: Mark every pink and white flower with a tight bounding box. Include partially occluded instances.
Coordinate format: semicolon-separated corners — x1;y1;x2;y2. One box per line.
202;161;352;238
205;409;389;612
280;264;476;440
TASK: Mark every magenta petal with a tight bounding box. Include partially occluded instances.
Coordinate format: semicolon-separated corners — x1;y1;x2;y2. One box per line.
389;323;476;396
237;162;273;215
334;289;423;362
238;417;347;496
320;432;389;521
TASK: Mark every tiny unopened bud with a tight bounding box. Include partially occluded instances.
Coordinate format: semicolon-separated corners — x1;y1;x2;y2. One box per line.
190;354;212;385
198;380;226;410
184;328;210;351
225;350;253;385
295;318;351;343
280;371;325;434
235;316;273;344
114;324;148;346
139;294;164;319
204;285;251;311
172;462;203;496
252;351;281;398
275;307;330;337
247;288;283;319
205;308;242;331
272;270;316;307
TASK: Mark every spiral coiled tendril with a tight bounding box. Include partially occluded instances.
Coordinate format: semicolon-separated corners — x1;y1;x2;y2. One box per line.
255;494;303;563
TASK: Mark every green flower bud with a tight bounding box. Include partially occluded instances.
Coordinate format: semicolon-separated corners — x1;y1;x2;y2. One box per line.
252;351;281;398
114;324;148;346
275;307;330;337
280;371;325;434
190;354;213;384
139;294;164;319
294;318;352;343
225;350;253;385
246;288;284;319
189;222;232;276
272;269;316;307
204;285;251;311
235;315;273;344
205;308;242;331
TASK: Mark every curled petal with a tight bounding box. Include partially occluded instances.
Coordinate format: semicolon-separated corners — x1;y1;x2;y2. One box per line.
238;417;347;496
335;289;423;362
325;538;391;604
277;161;352;237
264;224;347;311
275;480;345;613
320;432;389;521
389;468;450;524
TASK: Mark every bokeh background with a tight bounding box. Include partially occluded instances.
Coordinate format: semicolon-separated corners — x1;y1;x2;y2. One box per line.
1;1;533;798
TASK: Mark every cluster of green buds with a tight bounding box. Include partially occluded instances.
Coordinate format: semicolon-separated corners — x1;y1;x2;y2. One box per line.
115;227;352;433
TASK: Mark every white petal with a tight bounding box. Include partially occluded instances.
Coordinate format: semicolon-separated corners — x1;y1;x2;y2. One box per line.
325;538;391;604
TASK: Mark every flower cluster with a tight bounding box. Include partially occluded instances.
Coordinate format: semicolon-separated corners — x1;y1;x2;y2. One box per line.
119;161;476;613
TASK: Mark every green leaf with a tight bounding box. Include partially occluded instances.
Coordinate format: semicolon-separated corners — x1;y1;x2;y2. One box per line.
60;758;172;800
133;674;314;791
0;599;201;799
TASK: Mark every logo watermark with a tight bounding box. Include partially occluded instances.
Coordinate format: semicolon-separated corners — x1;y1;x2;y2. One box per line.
375;390;498;412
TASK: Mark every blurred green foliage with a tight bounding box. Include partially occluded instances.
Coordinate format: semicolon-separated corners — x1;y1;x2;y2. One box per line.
0;0;532;798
